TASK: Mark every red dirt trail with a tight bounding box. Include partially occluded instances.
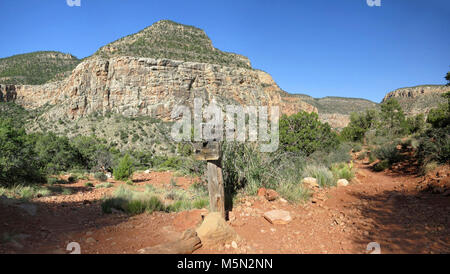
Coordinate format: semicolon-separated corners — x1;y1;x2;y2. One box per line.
0;160;449;254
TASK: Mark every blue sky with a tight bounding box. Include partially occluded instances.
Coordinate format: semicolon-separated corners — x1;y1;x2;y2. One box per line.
0;0;448;102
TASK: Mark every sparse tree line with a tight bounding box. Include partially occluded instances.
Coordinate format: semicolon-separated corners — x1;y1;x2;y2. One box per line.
0;103;204;188
0;73;448;205
340;90;449;171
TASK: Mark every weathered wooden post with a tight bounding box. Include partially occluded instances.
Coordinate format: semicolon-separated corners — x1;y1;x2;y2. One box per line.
193;141;225;219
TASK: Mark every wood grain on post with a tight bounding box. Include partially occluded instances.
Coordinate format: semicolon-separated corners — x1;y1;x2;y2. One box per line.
193;141;225;219
206;159;225;219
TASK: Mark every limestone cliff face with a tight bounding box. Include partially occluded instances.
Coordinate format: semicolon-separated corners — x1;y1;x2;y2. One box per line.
1;57;316;121
383;85;449;101
382;85;449;116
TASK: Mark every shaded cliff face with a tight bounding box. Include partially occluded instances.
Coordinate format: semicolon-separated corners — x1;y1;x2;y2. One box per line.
382;85;449;116
2;57;316;122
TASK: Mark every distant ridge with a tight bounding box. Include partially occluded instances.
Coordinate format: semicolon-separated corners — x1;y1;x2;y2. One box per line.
292;93;378;115
382;85;449;116
0;51;80;85
90;20;252;69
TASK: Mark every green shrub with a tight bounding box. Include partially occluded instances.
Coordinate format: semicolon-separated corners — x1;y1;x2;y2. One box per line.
377;99;408;136
416;127;450;165
368;152;376;163
302;165;335;188
331;163;355;181
94;172;108;182
352;143;362;152
373;160;389;172
308;142;352;167
406;114;426;134
374;143;402;164
96;182;113;189
47;177;59;186
0;118;45;187
70;136;113;172
62;188;72;195
222;142;311;204
0;185;51;200
166;199;192;212
422;161;439;175
279;111;339;156
192;198;209;209
427;95;449;129
113;154;134;180
101;186;165;215
276;182;311;203
84;182;94;187
340;110;377;142
366;132;389;146
32;132;82;175
177;143;193;156
357;151;368;160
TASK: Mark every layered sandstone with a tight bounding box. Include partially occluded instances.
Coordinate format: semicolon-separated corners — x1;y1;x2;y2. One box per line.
382;85;449;116
1;57;316;121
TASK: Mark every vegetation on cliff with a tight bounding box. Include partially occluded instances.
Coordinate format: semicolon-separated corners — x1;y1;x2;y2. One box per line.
0;51;80;85
92;20;251;69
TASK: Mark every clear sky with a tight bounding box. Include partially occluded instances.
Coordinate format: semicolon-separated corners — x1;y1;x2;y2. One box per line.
0;0;448;102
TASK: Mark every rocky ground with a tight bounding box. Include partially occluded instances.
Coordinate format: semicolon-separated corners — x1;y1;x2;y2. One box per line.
0;157;449;254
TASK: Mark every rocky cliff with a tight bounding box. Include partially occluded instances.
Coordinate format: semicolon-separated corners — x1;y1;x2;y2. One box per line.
1;56;316;123
382;85;449;116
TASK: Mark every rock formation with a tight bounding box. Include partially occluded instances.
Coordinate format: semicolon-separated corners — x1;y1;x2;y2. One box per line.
2;56;316;122
382;85;449;116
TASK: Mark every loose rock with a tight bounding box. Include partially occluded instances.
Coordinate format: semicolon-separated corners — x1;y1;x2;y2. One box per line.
302;177;319;188
263;210;292;224
196;212;239;247
337;179;349;187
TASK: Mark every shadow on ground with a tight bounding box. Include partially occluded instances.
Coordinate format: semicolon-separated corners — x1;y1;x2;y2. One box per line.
0;195;132;254
346;188;449;254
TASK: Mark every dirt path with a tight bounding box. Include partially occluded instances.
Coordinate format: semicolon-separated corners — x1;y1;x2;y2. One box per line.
1;160;449;254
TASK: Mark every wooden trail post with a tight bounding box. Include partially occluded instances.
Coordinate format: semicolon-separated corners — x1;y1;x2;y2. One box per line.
193;141;225;219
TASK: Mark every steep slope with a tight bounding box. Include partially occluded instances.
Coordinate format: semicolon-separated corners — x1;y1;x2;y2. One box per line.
0;55;316;152
2;57;315;121
91;20;251;69
0;51;80;85
382;85;449;116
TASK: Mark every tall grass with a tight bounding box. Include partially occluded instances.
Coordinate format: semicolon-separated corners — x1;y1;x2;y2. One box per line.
302;165;336;188
222;142;310;202
101;186;165;215
102;184;210;215
331;163;355;181
0;185;52;200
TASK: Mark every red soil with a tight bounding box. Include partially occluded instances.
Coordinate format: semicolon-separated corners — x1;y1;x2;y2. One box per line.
0;160;449;254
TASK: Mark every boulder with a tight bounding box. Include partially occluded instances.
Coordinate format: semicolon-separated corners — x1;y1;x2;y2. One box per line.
196;212;239;247
302;177;319;188
337;179;349;187
264;189;279;201
257;188;266;197
263;210;292;224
